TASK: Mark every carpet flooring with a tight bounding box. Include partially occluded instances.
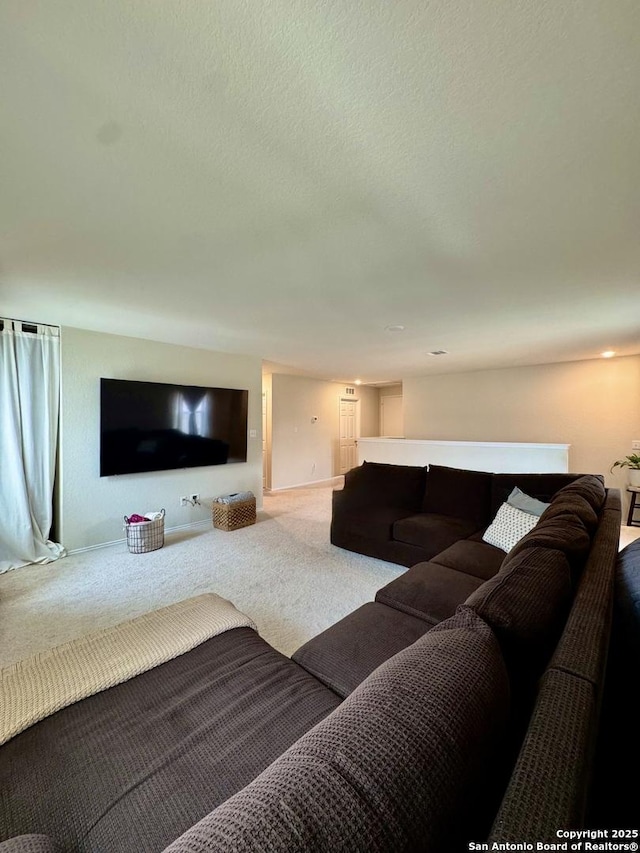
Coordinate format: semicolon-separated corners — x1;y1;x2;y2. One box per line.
0;484;403;669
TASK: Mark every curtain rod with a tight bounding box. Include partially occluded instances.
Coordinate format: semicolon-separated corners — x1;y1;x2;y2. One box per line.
1;317;60;330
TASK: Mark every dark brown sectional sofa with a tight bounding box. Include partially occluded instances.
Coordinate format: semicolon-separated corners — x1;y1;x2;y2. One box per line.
0;464;629;852
330;460;588;568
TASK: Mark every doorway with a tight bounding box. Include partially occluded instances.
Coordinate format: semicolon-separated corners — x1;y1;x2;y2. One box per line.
339;397;359;474
380;394;403;437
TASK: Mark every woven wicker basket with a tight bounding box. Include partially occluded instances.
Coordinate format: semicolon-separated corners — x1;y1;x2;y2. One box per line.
212;496;256;531
124;510;165;553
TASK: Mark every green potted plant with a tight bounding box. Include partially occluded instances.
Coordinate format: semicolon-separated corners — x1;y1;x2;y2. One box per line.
610;453;640;487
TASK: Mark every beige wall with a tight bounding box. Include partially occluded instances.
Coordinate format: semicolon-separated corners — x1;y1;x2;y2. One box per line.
269;375;379;490
59;327;263;550
378;382;404;436
262;372;273;490
359;385;381;438
403;355;640;497
379;383;403;397
58;332;637;546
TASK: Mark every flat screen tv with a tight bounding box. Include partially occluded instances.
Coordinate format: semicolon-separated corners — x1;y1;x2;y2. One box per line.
100;378;248;476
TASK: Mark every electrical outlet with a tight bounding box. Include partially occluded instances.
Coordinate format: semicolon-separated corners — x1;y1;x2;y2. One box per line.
180;495;200;507
632;440;640;450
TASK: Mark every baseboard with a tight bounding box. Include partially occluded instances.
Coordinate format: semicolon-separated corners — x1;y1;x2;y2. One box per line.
67;519;213;555
267;476;343;492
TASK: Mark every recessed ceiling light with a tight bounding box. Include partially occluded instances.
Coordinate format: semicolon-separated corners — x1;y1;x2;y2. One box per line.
427;350;449;356
601;350;616;358
385;324;405;332
354;379;362;385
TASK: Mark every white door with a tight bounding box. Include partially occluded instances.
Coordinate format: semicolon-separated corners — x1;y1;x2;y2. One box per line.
339;399;358;473
380;395;403;437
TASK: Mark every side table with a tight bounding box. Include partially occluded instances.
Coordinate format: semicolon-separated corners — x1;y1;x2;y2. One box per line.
626;486;640;527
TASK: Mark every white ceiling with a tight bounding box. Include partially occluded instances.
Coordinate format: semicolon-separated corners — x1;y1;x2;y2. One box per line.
2;1;639;383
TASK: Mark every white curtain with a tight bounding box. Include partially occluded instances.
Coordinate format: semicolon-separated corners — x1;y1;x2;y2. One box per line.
0;319;65;573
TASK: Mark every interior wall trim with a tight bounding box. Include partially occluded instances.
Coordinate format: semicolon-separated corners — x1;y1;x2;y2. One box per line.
66;519;212;555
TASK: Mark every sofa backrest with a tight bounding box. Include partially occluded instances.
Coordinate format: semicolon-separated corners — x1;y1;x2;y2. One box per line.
465;476;607;706
342;465;594;533
163;609;510;853
347;461;427;511
422;465;493;526
489;489;621;842
504;476;605;576
489;472;585;518
537;474;605;531
421;467;593;528
463;545;573;712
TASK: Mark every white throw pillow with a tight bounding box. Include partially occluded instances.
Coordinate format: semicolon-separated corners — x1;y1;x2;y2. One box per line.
482;501;540;553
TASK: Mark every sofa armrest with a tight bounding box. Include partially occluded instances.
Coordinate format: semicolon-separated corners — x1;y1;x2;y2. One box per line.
331;484;369;516
490;669;596;843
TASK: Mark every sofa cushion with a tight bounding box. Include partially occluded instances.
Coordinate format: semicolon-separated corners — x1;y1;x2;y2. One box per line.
163;609;510;853
507;514;591;569
376;560;485;623
422;465;493;526
346;461;428;510
0;628;342;853
335;506;416;542
552;474;606;514
489;473;580;519
431;539;505;580
482;502;540;553
467;528;489;542
463;546;572;700
393;512;480;554
292;602;432;698
539;493;599;532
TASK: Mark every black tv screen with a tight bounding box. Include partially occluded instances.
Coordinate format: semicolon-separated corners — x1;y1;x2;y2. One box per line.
100;378;248;476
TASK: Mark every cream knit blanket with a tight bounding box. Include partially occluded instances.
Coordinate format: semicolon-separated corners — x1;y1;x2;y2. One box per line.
0;593;256;746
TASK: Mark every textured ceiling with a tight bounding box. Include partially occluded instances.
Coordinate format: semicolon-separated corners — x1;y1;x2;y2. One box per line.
1;0;639;382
